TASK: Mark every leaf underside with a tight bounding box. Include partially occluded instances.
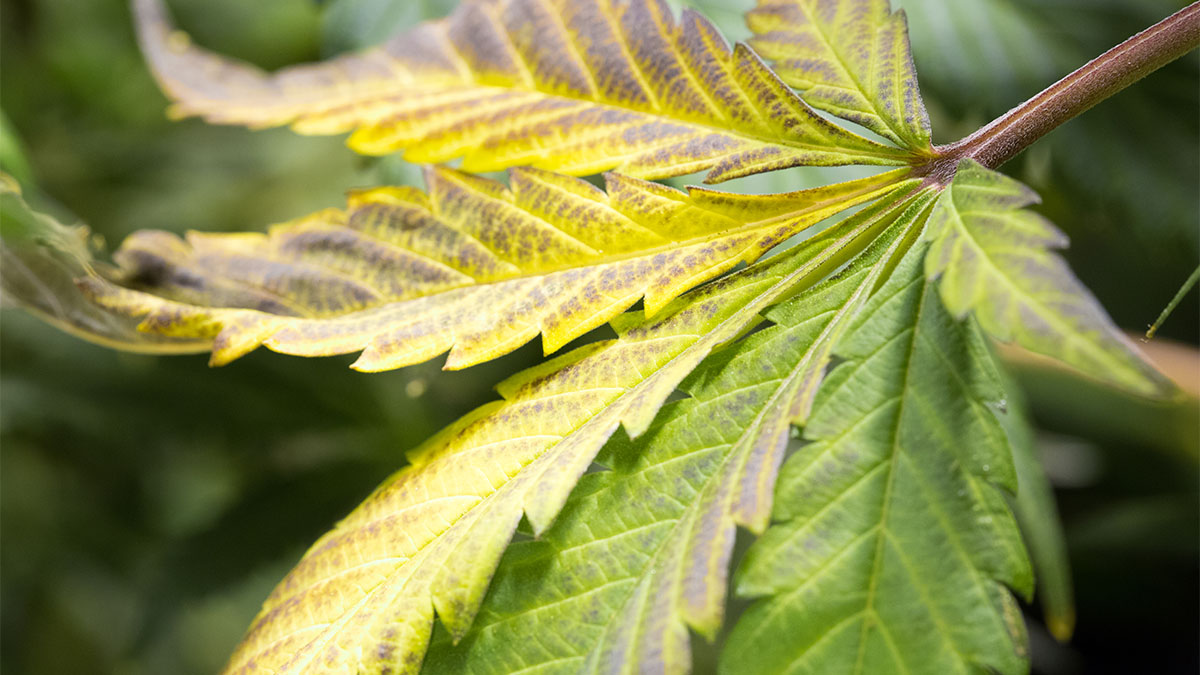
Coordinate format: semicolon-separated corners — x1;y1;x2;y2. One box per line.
747;0;933;150
924;159;1171;397
723;244;1032;675
80;166;913;371
133;0;915;183
216;189;928;675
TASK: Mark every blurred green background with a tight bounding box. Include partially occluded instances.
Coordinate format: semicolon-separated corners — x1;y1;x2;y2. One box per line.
0;0;1196;673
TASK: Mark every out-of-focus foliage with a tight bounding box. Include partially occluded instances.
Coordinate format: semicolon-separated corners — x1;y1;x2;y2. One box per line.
1;1;1196;674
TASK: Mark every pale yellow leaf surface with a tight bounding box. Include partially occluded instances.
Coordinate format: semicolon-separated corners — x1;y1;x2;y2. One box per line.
133;0;916;183
81;166;913;371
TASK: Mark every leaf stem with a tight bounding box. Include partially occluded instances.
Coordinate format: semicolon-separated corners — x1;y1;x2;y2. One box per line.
1145;264;1200;340
923;2;1200;184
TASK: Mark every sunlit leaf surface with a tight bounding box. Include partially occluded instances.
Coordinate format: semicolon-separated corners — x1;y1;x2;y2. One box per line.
133;0;915;183
924;159;1172;397
747;0;932;150
724;244;1032;675
80;166;913;371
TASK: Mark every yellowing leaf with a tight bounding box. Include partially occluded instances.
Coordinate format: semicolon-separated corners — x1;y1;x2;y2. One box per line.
81;166;914;371
748;0;933;150
560;198;932;673
420;208;923;675
0;175;208;355
133;0;916;183
218;189;921;675
725;244;1032;675
924;159;1172;397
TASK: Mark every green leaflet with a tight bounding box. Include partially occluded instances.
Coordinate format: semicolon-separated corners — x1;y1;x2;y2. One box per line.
723;243;1032;675
1001;379;1075;643
133;0;913;184
0;176;209;355
747;0;933;151
419;193;930;675
924;159;1172;397
217;190;921;675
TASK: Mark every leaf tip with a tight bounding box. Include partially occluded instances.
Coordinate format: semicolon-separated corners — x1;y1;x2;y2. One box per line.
1047;606;1076;643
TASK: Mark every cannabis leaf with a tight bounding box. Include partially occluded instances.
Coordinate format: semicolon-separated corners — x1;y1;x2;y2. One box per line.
133;0;914;183
923;159;1171;396
901;0;1199;257
215;189;929;675
0;176;208;354
7;0;1191;673
418;196;929;675
724;244;1032;675
747;0;933;150
80;166;911;370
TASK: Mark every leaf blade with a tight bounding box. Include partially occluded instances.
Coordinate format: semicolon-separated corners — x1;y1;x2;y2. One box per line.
217;189;924;675
80;166;914;371
924;159;1172;397
403;193;935;675
747;0;933;150
132;0;915;183
723;243;1032;675
1002;379;1075;643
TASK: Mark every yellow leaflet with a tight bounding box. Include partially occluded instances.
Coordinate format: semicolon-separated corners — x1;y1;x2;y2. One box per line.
0;177;210;355
133;0;915;182
82;166;912;371
748;0;933;150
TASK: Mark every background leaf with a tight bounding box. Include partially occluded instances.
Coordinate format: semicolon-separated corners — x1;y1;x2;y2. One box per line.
320;0;460;55
723;244;1032;675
